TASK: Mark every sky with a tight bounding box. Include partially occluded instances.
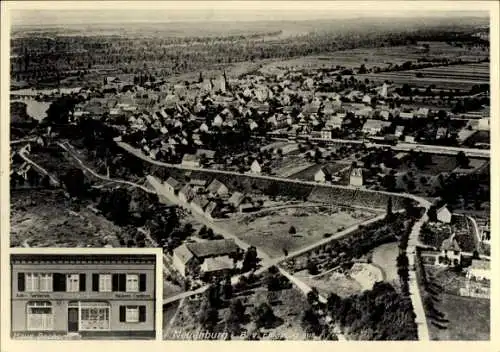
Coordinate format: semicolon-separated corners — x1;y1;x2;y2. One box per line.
8;1;490;26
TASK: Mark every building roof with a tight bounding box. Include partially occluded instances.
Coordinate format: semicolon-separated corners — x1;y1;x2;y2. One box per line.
182;153;199;163
173;244;195;265
363;119;391;130
469;259;490;271
441;237;461;252
228;191;245;207
165;177;181;190
186;239;240;259
195;149;216;159
191;194;210;210
205;201;218;215
179;184;195;200
350;168;363;178
207;179;227;194
318;165;340;177
189;178;208;187
200;256;234;273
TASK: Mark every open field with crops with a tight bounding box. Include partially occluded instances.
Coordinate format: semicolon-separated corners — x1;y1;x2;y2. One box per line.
260;42;489;74
359;62;489;90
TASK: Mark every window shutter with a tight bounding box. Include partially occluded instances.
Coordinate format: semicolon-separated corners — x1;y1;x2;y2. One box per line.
118;274;126;292
79;274;86;292
92;274;99;291
139;274;146;292
112;274;119;292
18;273;25;292
119;306;126;322
139;306;146;322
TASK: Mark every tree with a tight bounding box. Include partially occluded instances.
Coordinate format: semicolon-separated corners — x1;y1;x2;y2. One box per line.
242;246;259;272
427;205;438;222
456;151;470;168
301;308;322;336
225;299;246;335
252;303;276;328
307;258;319;275
222;278;233;300
386;197;393;218
289;226;297;235
62;168;86;197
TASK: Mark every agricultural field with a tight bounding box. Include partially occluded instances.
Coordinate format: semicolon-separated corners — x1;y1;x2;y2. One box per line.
359;62;489;91
10;189;125;247
270;156;315;178
223;206;375;257
260;42;488;74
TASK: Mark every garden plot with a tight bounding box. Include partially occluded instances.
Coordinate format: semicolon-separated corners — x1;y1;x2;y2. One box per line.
223;206;375;258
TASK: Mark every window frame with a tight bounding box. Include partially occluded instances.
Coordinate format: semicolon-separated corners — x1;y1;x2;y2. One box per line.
125;273;139;293
66;273;80;293
26;301;54;331
98;273;112;293
78;302;111;331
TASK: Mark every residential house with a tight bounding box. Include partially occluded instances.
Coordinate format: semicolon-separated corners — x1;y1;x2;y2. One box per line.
191;195;210;215
164;177;182;194
437;205;452;223
362;94;372;105
416;108;430;119
379;110;390;120
439;236;462;266
436;127;448;139
320;129;332;140
207;179;229;197
466;259;490;281
181;154;200;168
399;111;414;120
395;125;405;137
178;184;196;204
228;192;246;209
213;115;224;127
314;165;341;183
189;178;208;191
349;168;363;187
200;256;234;280
196;149;216;163
172;244;197;277
477;118;490;131
325;114;344;130
362;119;391;135
355;106;373;118
405;136;416;143
250;160;262;174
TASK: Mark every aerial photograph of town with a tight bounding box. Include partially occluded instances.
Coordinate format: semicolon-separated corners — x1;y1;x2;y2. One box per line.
7;1;492;342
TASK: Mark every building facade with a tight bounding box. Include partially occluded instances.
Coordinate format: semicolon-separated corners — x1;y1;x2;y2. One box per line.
11;254;156;339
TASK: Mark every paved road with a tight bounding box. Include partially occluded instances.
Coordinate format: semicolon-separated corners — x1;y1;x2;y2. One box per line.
70;139;432;341
18;148;60;187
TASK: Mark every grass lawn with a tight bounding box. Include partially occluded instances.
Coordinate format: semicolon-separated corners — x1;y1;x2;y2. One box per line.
224;206;374;257
463;131;490;147
272;157;315;178
428;294;490;341
295;270;362;298
398;154;460;176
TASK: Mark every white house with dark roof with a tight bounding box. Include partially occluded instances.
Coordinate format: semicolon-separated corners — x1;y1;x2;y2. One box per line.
314;165;341;183
349;168;363;187
250;160;262;174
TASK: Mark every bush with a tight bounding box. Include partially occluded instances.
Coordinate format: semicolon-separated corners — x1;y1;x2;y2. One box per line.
289;226;297;235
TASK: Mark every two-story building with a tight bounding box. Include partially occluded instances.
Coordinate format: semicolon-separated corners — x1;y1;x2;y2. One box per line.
10;254;157;339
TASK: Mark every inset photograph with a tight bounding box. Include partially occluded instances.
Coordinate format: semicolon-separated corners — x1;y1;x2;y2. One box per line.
10;252;158;340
